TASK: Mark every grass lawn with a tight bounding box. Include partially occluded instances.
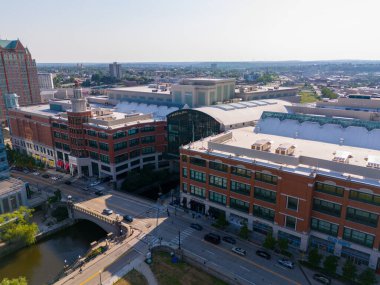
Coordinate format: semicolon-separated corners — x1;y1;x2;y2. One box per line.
114;269;148;285
299;90;320;103
151;251;228;285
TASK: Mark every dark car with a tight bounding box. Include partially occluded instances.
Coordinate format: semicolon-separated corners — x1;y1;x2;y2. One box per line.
42;174;50;179
64;180;72;185
123;215;134;223
256;250;271;260
313;274;331;285
204;233;221;245
222;236;236;244
190;223;203;231
95;190;104;196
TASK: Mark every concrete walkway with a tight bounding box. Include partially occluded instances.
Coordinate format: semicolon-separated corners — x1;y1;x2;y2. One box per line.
135;261;158;285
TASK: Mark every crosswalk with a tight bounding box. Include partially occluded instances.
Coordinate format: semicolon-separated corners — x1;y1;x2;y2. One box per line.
170;228;195;245
144;207;168;219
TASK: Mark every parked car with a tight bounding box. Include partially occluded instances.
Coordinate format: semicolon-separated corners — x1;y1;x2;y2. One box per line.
67;195;72;200
204;233;221;245
277;258;295;269
90;181;101;187
256;250;271;260
190;223;203;231
231;247;247;256
222;236;236;244
32;172;40;176
64;180;72;185
123;215;134;223
95;190;104;196
313;274;331;285
102;208;113;215
42;174;50;179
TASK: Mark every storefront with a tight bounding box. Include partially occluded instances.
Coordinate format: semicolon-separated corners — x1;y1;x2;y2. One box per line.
341;246;370;266
208;206;225;219
253;220;273;236
310;236;335;254
278;230;301;248
229;213;248;227
189;200;205;214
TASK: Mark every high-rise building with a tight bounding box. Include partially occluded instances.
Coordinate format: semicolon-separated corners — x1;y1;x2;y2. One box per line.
38;73;54;90
109;62;122;79
0;39;40;122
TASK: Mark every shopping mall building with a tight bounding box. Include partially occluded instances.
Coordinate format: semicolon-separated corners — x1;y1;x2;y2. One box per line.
180;111;380;269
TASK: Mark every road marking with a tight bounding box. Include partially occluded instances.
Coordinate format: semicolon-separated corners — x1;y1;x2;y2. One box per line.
234;273;256;285
240;265;250;272
201;240;301;285
79;270;101;285
205;250;215;255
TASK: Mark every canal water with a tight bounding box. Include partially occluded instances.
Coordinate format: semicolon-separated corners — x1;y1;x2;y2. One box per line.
0;220;107;285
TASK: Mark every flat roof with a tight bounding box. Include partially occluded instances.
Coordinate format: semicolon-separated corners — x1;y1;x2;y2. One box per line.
0;178;24;196
18;104;61;117
108;86;171;95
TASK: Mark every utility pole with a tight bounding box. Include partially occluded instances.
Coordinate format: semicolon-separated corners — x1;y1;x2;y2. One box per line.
178;230;181;250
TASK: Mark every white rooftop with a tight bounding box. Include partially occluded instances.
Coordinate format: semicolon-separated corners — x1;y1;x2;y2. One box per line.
108;86;171;95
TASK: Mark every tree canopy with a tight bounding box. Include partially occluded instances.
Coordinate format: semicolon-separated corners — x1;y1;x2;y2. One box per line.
321;87;338;99
0;277;27;285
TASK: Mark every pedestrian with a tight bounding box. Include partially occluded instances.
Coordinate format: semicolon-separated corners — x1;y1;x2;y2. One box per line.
79;267;82;273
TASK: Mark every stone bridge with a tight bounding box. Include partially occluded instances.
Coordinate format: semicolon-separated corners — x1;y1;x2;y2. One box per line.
67;202;131;237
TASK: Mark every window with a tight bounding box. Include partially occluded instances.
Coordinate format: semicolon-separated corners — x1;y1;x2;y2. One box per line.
315;182;344;197
116;163;128;172
55;142;62;149
141;136;155;143
130;159;140;166
99;142;109;151
285;216;297;230
346;207;378;228
53;131;61;138
60;124;68;130
128;128;139;135
230;181;251;196
130;149;140;158
209;161;228;173
63;144;70;151
113;131;126;139
287;197;299;211
190;170;206;182
101;165;111;172
143;156;155;162
52;122;59;128
87;129;97;136
142;147;155;154
209;175;227;189
140;126;155;132
190;185;205;198
88;140;98;148
254;187;276;203
255;172;278;185
114;141;127;151
313;198;341;217
181;155;188;162
231;166;251;178
182;183;187;193
343;228;374;248
311;218;339;237
115;153;128;164
253;205;275;222
89;151;99;160
100;154;109;164
182;168;187;178
230;198;249;213
98;132;108;139
189;157;206;167
129;138;139;147
209;191;226;205
349;190;380;206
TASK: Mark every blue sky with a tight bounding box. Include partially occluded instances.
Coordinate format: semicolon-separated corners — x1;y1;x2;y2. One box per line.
1;0;380;63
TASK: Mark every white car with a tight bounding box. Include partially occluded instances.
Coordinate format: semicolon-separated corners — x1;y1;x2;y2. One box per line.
102;208;113;215
33;172;40;176
231;247;247;256
90;181;101;187
277;258;295;269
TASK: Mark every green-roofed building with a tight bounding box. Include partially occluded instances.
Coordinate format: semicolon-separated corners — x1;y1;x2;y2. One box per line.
0;38;40;123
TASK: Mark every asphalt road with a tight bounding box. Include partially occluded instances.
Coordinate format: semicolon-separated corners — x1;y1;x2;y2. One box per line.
14;170;313;285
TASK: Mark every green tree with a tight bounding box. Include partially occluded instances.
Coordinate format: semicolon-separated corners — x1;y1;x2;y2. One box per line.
358;268;377;285
342;259;357;282
308;248;322;268
263;233;276;250
323;255;339;276
215;213;229;228
278;238;288;252
0;277;27;285
238;221;249;240
321;87;338;99
0;207;38;245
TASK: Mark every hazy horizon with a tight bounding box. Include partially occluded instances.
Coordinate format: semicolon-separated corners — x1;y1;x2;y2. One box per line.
2;0;380;63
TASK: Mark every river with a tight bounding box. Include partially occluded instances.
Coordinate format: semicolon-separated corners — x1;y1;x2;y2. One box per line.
0;220;107;285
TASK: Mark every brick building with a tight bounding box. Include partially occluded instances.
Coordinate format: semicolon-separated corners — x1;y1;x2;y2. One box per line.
180;112;380;269
9;88;175;180
0;39;40;122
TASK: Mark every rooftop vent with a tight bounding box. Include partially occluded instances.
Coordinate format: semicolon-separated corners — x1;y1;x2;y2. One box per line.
251;139;272;151
366;155;380;169
332;150;351;164
275;143;296;156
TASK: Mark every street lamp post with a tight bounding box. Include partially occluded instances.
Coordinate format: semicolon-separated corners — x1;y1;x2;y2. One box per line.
178;230;181;250
99;270;102;285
